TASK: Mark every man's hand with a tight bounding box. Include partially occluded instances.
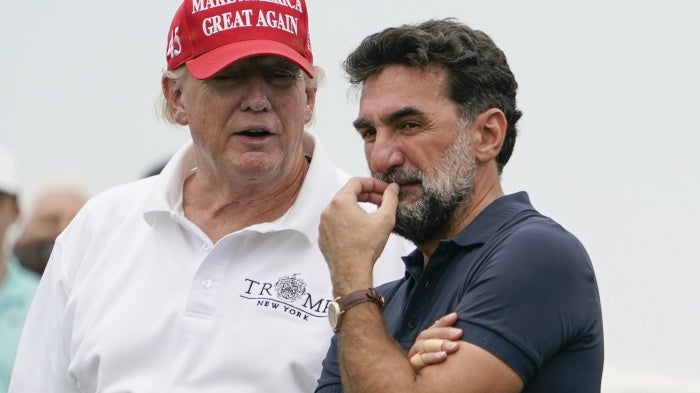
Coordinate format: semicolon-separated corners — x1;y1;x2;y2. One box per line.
408;312;462;371
318;177;399;296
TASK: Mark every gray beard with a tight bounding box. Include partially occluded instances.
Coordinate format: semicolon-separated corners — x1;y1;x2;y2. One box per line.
374;131;476;246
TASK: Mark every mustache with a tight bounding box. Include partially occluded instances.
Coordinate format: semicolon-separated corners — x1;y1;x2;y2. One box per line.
374;169;424;185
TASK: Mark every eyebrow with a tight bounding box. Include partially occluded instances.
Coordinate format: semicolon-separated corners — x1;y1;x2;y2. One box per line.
353;106;426;130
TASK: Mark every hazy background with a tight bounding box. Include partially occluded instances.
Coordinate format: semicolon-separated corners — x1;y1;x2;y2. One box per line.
2;1;699;391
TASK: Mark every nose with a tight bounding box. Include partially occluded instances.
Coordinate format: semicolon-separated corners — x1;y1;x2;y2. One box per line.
240;74;272;112
368;131;404;175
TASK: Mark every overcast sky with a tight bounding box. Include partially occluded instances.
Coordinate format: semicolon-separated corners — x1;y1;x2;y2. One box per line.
2;1;699;391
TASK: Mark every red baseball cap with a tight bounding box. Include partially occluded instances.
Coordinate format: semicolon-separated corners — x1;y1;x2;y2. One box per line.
165;0;314;79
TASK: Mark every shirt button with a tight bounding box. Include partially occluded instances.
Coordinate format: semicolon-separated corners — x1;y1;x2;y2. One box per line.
201;243;211;252
201;278;213;289
407;319;417;329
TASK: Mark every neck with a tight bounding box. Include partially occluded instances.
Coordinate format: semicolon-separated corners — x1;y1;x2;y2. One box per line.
419;179;504;265
183;157;310;243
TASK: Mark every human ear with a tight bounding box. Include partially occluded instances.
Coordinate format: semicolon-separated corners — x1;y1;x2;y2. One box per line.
304;84;317;124
472;108;507;163
162;77;188;125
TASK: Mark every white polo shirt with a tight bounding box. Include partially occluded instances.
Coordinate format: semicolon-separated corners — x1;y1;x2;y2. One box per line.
9;133;409;393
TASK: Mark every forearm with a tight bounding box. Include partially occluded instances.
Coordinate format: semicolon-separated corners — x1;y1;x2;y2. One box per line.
337;302;417;393
321;179;421;392
335;300;523;393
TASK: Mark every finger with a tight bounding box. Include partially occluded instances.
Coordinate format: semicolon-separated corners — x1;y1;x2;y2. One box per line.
409;352;425;370
409;351;448;372
419;351;448;366
377;183;399;217
432;312;459;327
409;328;462;358
424;338;445;352
342;177;389;201
357;191;384;206
339;178;392;208
410;339;460;358
358;181;399;208
414;326;463;342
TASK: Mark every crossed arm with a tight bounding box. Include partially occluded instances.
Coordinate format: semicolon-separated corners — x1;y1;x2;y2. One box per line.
318;178;523;393
331;302;522;393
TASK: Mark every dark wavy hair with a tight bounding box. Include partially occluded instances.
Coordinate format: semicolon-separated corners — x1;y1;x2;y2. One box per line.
344;18;522;173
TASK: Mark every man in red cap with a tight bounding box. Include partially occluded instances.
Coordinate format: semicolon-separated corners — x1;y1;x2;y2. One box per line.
9;1;407;392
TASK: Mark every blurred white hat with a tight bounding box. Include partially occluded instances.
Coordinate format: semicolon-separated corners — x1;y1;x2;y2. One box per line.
0;145;20;196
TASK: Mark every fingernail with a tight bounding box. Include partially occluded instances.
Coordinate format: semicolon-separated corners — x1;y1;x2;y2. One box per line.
449;328;462;337
444;342;458;350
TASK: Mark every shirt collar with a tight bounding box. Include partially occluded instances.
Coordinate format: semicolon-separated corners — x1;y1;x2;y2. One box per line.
143;141;195;225
274;132;339;244
451;191;534;247
400;191;535;277
142;132;341;245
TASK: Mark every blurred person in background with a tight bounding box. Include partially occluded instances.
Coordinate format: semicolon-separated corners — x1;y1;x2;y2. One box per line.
13;176;90;275
0;145;39;393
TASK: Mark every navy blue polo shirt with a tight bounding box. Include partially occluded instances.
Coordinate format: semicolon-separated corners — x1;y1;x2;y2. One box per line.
316;192;604;393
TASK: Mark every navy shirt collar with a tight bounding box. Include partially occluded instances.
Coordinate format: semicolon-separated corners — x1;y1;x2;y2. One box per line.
401;191;534;280
452;191;534;247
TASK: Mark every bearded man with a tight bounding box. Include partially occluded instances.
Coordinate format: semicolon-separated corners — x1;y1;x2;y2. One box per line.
315;18;604;393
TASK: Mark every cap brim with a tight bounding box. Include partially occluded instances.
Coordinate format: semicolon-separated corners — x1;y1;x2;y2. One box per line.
186;40;314;80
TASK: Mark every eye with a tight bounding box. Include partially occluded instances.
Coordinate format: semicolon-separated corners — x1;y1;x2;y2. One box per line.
273;69;298;79
208;72;242;87
265;68;300;86
359;128;376;142
399;121;422;131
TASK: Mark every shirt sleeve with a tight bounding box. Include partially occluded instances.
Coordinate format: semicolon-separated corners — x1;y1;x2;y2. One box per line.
314;334;343;393
455;218;600;382
9;239;80;393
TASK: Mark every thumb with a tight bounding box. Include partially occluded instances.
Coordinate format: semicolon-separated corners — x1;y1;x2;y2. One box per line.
378;183;399;221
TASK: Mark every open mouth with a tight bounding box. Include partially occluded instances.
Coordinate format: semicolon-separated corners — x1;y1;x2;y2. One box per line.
237;128;273;137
